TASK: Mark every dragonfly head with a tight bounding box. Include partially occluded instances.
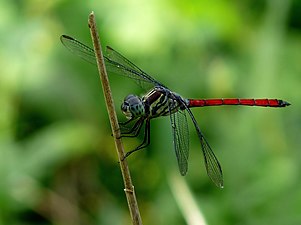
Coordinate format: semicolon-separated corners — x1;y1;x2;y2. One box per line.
121;94;145;119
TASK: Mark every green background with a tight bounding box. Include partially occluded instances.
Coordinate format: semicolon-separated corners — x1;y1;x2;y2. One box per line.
0;0;299;224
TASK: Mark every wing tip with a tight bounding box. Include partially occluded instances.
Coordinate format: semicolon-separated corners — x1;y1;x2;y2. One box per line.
107;46;113;51
60;34;73;41
180;171;187;176
212;178;224;189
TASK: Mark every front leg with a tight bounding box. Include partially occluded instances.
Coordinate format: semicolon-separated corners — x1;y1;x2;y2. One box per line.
113;117;136;138
119;117;136;126
120;117;145;138
123;118;151;159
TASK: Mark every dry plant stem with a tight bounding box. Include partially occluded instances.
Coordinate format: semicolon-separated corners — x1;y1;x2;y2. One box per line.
88;12;143;225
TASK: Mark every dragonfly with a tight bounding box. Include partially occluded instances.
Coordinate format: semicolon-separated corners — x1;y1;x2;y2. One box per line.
60;35;290;188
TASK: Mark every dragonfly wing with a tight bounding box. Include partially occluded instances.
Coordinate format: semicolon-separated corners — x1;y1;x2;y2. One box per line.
185;107;224;188
60;35;97;65
60;35;160;90
199;133;224;188
104;57;156;90
105;46;165;89
169;108;189;176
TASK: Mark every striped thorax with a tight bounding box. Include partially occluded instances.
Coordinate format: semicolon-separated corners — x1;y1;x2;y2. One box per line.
121;86;188;120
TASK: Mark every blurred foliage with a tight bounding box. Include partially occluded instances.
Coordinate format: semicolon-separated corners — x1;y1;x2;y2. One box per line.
0;0;300;225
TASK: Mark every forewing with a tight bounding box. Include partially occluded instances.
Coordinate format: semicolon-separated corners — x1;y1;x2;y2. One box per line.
60;35;160;90
106;46;165;89
60;35;97;65
169;109;189;176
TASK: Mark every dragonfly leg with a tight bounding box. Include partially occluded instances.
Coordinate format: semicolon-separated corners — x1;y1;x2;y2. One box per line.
113;118;142;139
123;119;150;159
120;117;144;137
119;117;136;126
112;118;136;138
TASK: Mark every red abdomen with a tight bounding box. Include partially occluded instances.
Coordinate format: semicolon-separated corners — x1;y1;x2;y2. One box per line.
188;98;290;108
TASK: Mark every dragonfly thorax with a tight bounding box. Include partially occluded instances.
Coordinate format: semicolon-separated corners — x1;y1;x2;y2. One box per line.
121;94;145;119
142;87;188;118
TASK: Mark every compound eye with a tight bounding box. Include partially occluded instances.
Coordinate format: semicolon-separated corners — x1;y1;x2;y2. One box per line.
121;102;129;112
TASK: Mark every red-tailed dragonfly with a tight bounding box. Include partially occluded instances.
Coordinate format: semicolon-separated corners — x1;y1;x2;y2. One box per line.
61;35;290;188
